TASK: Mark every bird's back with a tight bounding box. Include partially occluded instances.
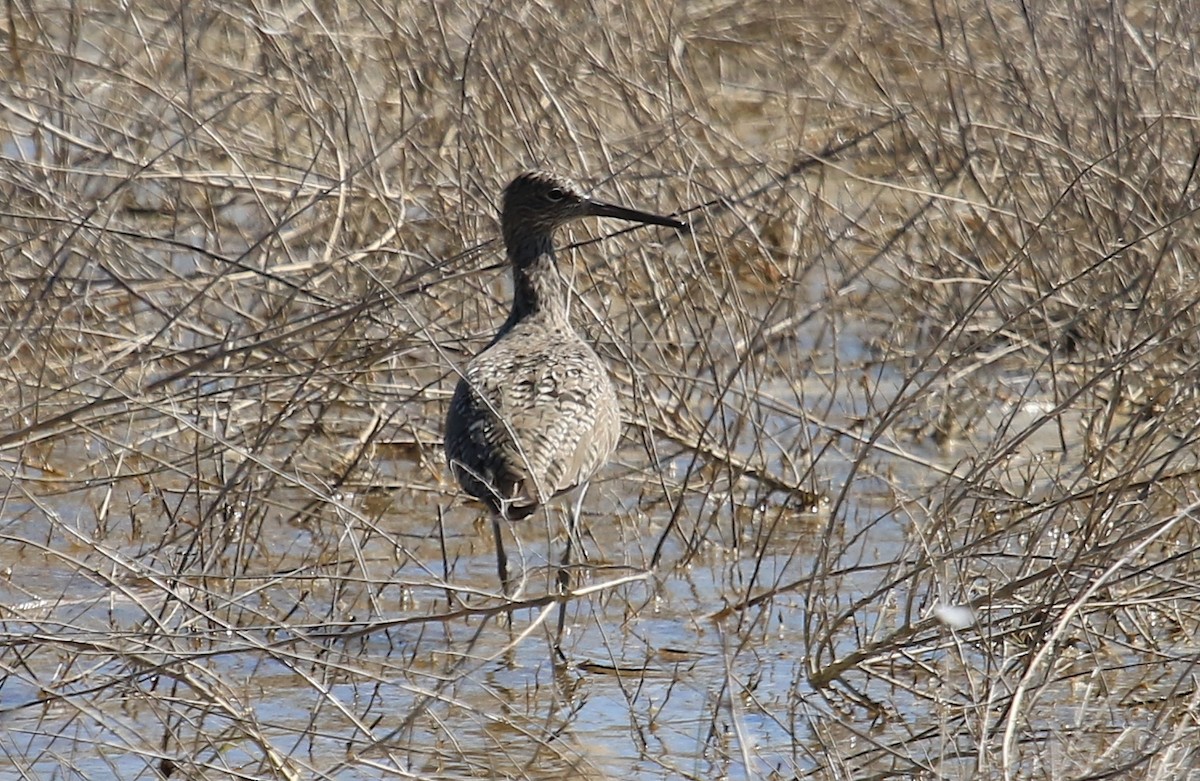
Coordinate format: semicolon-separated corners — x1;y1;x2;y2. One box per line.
445;320;621;520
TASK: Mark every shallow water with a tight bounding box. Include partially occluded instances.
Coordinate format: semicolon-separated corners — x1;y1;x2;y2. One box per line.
0;389;944;780
4;0;1199;776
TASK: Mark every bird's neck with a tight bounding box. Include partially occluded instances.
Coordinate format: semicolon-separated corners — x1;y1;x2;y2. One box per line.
503;234;570;329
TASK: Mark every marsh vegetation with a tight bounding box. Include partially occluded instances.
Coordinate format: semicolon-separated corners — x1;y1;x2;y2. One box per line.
2;0;1199;778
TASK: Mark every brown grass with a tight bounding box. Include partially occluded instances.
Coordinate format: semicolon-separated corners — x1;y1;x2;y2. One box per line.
2;0;1199;778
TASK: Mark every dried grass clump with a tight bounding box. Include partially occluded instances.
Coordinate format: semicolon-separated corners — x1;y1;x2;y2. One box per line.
1;0;1198;778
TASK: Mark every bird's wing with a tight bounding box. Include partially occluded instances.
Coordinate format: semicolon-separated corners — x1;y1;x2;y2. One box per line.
456;338;620;507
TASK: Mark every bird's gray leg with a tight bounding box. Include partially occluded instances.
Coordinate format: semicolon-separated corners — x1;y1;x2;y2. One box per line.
555;482;590;658
492;515;511;596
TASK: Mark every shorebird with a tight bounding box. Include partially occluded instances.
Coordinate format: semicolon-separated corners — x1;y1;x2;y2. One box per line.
444;170;686;638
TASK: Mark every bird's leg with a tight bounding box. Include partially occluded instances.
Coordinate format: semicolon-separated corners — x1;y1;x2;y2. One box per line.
492;515;511;596
555;482;590;659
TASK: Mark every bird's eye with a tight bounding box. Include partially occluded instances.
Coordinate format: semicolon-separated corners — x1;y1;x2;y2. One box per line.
546;187;565;202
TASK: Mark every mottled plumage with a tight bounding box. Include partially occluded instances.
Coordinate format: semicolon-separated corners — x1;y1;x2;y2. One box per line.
444;170;686;603
445;322;621;520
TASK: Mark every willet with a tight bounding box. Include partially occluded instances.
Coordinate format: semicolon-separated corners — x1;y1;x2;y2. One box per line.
444;170;687;643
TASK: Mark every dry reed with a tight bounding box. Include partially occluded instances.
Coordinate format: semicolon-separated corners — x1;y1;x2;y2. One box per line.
1;0;1198;778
